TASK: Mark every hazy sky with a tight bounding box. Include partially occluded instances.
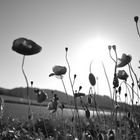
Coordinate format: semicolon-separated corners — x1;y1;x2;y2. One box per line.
0;0;140;102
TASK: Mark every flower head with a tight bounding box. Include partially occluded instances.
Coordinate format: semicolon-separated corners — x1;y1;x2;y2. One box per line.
12;37;42;55
117;53;132;68
117;70;129;81
34;89;48;103
49;65;67;77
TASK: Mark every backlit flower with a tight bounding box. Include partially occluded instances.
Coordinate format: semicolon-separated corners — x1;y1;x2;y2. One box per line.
34;89;48;103
49;65;67;77
12;37;42;55
117;53;132;68
117;70;129;81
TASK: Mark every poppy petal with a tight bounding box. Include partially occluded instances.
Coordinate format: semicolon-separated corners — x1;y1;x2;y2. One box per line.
12;37;42;55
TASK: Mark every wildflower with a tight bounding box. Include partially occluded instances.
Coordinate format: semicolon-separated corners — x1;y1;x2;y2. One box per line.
49;65;67;77
34;89;48;103
48;94;59;113
12;37;42;55
117;53;132;68
134;16;139;23
89;73;96;86
117;70;129;81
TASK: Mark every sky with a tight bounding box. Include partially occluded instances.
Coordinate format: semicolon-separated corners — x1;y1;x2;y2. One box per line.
0;0;140;103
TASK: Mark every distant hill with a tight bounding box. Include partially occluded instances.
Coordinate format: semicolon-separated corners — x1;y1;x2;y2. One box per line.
0;87;132;111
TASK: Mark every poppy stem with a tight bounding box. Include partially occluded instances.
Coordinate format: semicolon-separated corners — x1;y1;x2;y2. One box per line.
135;22;140;38
65;49;82;138
21;55;31;120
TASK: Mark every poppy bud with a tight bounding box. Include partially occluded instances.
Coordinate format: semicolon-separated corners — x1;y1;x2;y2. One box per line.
65;47;68;52
88;95;92;105
134;16;139;23
79;86;82;91
118;86;121;94
125;93;127;97
74;74;77;79
89;73;96;86
112;45;116;52
31;81;33;87
85;109;90;119
108;45;111;51
113;74;119;88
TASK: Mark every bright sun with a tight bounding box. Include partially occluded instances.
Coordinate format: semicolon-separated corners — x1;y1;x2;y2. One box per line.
80;36;110;62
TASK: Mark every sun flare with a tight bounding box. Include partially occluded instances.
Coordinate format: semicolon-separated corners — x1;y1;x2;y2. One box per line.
79;36;111;62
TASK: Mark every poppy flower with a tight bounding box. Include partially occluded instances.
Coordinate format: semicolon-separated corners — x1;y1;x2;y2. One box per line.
117;53;132;68
34;89;48;103
12;37;42;55
89;73;96;86
117;70;129;81
48;94;59;113
49;65;67;77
